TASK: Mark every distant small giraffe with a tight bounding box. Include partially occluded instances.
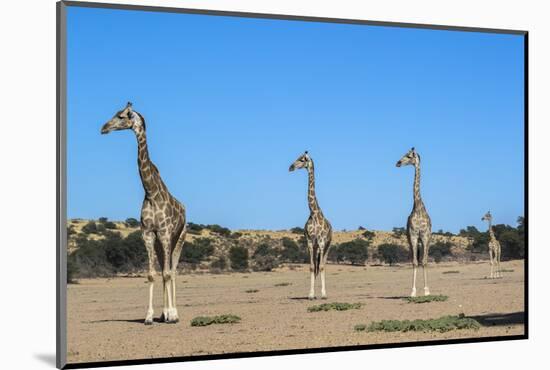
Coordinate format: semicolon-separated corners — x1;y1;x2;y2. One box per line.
482;211;502;279
289;151;333;299
101;102;187;324
396;147;432;297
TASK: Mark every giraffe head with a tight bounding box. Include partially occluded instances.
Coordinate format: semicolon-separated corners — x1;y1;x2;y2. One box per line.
482;211;493;223
289;151;312;172
396;147;420;167
101;102;144;134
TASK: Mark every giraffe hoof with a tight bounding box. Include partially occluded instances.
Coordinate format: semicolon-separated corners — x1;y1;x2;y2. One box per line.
321;295;328;300
308;295;315;300
410;290;417;298
144;319;153;325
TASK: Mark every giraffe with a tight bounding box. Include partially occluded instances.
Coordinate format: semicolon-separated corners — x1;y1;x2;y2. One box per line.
482;211;502;279
289;151;333;299
101;102;187;324
396;147;432;297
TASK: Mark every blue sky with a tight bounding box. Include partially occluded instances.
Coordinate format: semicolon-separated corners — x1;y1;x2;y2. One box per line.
67;6;525;232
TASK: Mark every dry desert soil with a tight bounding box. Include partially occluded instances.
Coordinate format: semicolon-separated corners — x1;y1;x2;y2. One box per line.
67;260;525;364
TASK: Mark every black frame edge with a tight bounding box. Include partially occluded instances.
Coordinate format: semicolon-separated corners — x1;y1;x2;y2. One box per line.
57;1;68;369
61;0;527;35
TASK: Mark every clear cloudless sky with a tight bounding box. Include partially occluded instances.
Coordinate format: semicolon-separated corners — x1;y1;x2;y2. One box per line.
66;6;524;233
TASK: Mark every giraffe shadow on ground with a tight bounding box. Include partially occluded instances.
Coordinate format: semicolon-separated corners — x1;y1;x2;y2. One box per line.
469;312;525;327
373;296;409;300
89;318;167;324
289;296;316;300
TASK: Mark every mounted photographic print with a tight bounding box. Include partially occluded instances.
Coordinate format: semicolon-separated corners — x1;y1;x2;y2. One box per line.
57;1;528;368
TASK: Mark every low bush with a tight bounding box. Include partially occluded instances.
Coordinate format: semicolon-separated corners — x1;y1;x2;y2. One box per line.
307;302;362;312
405;295;448;304
290;227;305;235
125;218;140;228
377;243;408;265
364;314;480;333
182;238;215;267
190;314;241;327
229;245;249;271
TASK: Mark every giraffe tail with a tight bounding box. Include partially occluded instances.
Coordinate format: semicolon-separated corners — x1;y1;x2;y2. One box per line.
314;247;321;277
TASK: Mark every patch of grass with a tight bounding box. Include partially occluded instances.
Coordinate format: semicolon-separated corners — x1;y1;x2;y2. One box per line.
275;282;292;287
363;314;480;333
245;289;259;293
442;270;460;274
500;269;514;273
308;302;362;312
405;295;448;304
190;314;241;327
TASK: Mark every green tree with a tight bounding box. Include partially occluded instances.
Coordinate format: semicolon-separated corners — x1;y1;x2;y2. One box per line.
378;243;408;265
229;245;249;271
392;227;406;238
81;221;98;234
280;237;308;263
182;238;215;266
125;217;140;227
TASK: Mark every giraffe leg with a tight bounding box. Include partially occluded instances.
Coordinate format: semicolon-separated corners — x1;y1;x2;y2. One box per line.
409;235;419;297
420;232;431;296
159;234;176;323
142;231;156;325
320;248;327;299
496;246;502;278
307;240;315;300
489;247;494;279
170;224;187;323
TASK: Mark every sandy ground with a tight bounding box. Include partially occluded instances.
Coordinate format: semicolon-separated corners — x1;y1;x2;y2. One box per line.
67;260;525;364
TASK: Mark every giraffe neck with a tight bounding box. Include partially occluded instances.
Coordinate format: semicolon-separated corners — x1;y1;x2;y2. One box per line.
133;121;160;198
307;161;321;215
413;162;423;209
488;221;496;240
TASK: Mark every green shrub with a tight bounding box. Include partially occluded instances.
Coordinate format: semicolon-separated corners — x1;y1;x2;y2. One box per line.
206;224;231;237
230;232;243;239
67;225;77;236
274;282;292;287
405;295;448;304
365;314;480;333
328;238;369;265
103;221;117;230
308;302;362;312
182;238;214;266
378;243;408;265
187;222;204;235
98;217;109;223
125;218;140;228
362;230;375;240
229;245;249;271
67;253;79;283
210;256;227;270
190;314;241;327
429;241;454;263
252;255;280;271
81;221;99;234
392;227;406;238
280;237;309;263
290;227;305;235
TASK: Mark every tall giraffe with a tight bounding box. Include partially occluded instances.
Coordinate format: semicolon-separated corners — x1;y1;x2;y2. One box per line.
289;151;333;299
396;147;432;297
482;211;502;279
101;102;187;324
